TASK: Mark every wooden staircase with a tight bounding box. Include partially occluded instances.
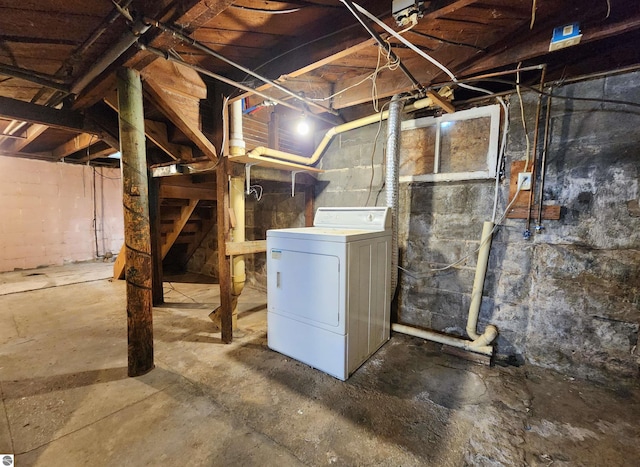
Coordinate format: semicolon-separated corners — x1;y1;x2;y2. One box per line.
114;173;216;279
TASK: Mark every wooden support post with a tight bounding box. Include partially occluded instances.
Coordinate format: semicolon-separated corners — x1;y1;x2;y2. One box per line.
216;157;233;343
117;67;154;377
149;175;164;306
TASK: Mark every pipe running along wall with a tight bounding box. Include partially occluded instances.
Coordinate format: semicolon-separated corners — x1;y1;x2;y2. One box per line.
246;96;435;167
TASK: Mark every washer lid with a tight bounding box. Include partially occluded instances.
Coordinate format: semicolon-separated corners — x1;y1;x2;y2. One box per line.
313;207;391;230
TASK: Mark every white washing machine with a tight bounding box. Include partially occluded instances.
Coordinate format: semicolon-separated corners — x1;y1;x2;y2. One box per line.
267;207;392;381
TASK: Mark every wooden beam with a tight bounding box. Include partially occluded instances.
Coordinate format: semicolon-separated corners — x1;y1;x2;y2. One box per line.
0;96;99;134
145;120;193;161
161;199;198;258
144;78;218;161
104;93;193;161
149;176;164;306
182;214;215;265
159;184;216;201
427;91;455;114
77;146;118;163
225;240;267;256
118;67;154;377
216;157;233;343
459;14;640;77
53;133;95;160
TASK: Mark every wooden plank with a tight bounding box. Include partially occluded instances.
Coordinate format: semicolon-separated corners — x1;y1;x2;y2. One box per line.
225;240;267;256
143;78;218;162
506;161;561;220
113;243;126;280
140;59;207;100
159;184;216;200
149;176;164;306
145;119;193;161
76;146;118;163
427;91;455;114
53;133;95;159
161;199;199;258
505;205;561;220
104;93;192;161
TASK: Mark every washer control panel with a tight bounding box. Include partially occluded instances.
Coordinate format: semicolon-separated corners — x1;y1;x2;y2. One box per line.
313;207;391;230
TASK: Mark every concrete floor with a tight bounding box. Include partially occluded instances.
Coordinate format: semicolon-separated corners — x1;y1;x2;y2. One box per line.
0;263;639;466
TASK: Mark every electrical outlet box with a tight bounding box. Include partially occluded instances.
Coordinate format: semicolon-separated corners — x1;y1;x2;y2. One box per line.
518;172;532;191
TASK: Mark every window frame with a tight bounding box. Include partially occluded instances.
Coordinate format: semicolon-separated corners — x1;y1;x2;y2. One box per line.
399;104;501;183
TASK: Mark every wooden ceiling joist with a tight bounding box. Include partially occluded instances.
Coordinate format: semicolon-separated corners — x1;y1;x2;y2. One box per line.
53;133;95;160
0;96;98;135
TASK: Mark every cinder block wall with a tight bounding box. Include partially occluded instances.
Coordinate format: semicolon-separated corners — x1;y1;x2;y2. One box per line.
0;156;124;272
312;71;640;382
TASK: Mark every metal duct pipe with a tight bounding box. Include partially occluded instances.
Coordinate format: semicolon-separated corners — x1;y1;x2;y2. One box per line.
71;19;150;96
386;95;404;295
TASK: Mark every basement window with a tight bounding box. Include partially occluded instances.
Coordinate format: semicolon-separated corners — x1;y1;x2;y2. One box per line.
399;104;501;182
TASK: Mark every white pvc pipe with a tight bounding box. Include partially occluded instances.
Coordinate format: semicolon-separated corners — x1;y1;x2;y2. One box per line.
244;97;433;167
229;100;245;157
466;221;495;341
392;323;494;356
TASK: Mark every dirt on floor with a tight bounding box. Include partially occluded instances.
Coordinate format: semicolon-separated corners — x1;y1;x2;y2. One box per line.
0;264;638;466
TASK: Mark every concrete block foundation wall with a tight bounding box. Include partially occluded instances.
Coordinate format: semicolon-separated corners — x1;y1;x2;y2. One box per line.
0;156;124;272
311;71;640;382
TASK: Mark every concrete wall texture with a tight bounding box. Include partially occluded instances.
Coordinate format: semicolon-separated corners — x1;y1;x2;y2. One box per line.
310;71;640;382
0;156;124;272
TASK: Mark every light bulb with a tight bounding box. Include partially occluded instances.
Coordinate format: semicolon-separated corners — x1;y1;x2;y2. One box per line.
296;119;310;135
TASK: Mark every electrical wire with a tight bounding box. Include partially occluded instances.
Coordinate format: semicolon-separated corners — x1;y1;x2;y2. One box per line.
530;0;537;29
364;100;390;206
230;5;302;14
477;78;640;108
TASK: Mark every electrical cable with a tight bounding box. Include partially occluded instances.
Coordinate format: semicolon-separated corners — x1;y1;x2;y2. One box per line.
364;100;390;206
230;5;302;14
476;78;640;108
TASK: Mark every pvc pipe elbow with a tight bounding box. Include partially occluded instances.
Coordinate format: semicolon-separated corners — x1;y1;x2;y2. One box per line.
470;325;498;347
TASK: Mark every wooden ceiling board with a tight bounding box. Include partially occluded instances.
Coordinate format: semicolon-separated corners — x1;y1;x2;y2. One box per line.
192;27;285;49
0;0;113;16
0;7;106;42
